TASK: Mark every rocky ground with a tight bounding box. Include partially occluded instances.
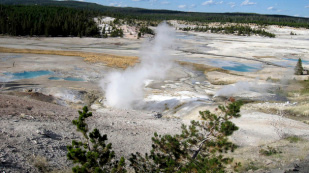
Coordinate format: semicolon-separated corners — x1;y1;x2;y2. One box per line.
0;94;184;172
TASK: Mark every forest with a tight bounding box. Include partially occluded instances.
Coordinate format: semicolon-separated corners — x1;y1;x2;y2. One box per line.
1;0;309;29
0;0;309;37
0;5;100;37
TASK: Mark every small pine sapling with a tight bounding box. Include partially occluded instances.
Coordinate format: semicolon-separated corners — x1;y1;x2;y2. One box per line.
67;106;126;173
294;58;304;75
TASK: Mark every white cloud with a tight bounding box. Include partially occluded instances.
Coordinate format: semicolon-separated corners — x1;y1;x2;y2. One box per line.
228;2;236;8
178;5;187;9
161;1;170;5
267;6;281;12
217;1;223;4
109;2;126;7
241;0;256;6
190;4;197;8
267;6;274;10
202;0;215;6
305;5;309;8
202;0;223;6
294;14;300;17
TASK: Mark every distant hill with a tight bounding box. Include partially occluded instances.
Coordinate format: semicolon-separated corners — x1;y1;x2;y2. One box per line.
0;0;309;28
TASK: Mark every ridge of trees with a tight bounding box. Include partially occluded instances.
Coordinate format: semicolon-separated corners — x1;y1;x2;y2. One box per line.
180;25;276;38
1;0;309;29
0;5;100;37
68;101;243;172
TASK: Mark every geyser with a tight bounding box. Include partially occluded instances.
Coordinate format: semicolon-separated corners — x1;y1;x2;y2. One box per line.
101;23;175;109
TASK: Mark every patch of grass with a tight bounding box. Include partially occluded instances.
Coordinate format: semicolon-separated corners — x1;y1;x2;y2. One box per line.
174;103;185;110
242;161;259;171
30;155;49;173
266;77;280;82
299;80;309;95
164;103;169;111
259;146;282;156
177;61;231;74
253;56;276;59
286;104;309;117
0;47;139;69
285;135;303;143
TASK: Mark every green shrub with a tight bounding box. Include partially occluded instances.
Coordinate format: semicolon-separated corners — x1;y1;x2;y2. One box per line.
285;135;303;143
259;146;281;156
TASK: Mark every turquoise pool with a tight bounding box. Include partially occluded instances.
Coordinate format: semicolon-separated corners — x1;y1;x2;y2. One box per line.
3;70;53;80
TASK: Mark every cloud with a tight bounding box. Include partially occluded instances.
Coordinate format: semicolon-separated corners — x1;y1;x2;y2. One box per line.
217;1;223;4
241;0;256;6
109;2;127;7
161;1;170;5
190;4;197;8
132;0;157;4
202;0;215;5
178;5;187;9
202;0;223;6
267;6;281;12
267;6;274;10
228;2;236;8
305;5;309;8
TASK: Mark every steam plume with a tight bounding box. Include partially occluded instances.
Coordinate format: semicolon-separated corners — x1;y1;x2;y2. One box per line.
214;80;272;97
101;23;175;109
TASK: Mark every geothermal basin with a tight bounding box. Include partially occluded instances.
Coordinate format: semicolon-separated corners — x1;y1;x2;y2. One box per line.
1;24;309;172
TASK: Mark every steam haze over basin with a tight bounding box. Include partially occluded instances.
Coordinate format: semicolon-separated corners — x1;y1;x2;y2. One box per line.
101;23;175;109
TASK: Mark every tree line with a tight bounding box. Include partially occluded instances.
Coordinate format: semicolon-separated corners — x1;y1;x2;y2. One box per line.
0;5;100;37
1;0;309;29
180;25;276;38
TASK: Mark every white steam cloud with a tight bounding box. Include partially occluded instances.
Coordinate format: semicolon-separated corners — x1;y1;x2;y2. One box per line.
101;23;175;109
214;80;272;97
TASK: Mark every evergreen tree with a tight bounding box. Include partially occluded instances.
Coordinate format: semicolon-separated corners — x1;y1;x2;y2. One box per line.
129;101;243;172
67;106;126;173
295;58;304;75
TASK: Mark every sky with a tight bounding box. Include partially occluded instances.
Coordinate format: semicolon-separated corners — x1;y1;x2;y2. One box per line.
74;0;309;18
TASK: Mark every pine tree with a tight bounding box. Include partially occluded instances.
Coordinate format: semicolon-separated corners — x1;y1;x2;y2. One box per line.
294;58;303;75
67;106;126;173
129;101;243;172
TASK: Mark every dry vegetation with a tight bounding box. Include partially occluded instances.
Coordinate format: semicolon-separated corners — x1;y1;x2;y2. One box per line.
178;61;230;74
229;137;309;172
0;47;139;68
253;56;276;59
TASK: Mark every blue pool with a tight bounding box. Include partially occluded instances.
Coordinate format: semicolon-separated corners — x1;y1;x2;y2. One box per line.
221;64;261;72
283;58;309;64
48;76;84;81
3;70;53;80
208;59;262;72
